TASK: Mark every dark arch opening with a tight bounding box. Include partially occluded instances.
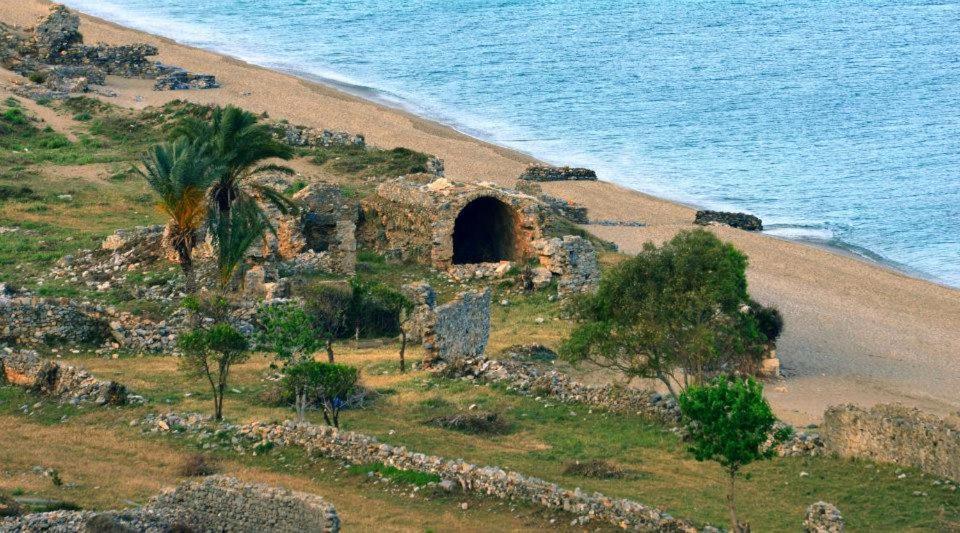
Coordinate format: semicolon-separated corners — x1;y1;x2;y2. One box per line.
452;196;519;264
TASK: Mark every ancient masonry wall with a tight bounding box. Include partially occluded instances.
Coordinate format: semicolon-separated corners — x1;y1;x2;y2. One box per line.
363;177;546;269
142;413;706;532
0;349;129;406
1;476;340;533
421;289;491;365
822;404;960;482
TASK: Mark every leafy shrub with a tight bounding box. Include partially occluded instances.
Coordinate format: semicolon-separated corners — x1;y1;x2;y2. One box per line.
426;411;512;435
0;185;37;202
256;302;326;367
0;492;22;517
27;71;47;84
178;324;251;420
2;108;27;125
749;300;784;342
562;459;627;479
178;454;218;477
72;112;92;122
281;360;359;427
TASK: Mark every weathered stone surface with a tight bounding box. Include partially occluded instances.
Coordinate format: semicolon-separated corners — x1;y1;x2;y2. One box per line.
821;403;960;482
532;235;600;294
518;164;597;182
1;476;341;533
803;502;844;532
362;176;546;270
43;64;105;93
272;122;365;148
153;69;219;91
33;4;81;63
400;281;436;344
694;210;763;231
422;289;490;366
0;349;130;406
141;414;704;532
0;297;112;346
539;194;589;224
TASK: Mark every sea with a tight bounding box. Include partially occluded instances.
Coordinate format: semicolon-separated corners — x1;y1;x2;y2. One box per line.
59;0;960;287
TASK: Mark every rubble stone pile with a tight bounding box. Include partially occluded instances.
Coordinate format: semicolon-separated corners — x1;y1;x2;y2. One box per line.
0;349;131;406
518;164;598;182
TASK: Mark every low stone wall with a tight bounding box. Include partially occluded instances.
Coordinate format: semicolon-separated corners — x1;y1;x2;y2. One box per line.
1;476;341;533
822;404;960;482
0;296;111;347
532;236;600;294
142;413;706;531
0;349;129;406
518;164;597;182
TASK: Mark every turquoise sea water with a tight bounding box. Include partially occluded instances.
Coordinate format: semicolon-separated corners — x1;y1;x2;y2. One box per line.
61;0;960;287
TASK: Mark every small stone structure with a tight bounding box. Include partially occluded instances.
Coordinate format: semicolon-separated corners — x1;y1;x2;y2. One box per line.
142;414;706;531
421;289;491;366
694;210;763;231
821;403;960;482
1;476;341;532
0;349;129;406
803;502;844;532
399;281;436;344
0;5;218;97
518;164;597;182
0;296;111;347
532;236;600;294
361;176;546;269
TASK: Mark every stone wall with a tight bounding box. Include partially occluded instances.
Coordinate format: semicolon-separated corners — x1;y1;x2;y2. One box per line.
272;122;366;148
821;404;960;482
0;349;129;406
1;476;341;533
422;289;491;366
0;296;111;347
141;413;707;531
532;236;600;294
518;164;597;182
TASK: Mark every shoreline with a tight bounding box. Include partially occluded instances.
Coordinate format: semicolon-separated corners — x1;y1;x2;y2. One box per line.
4;0;960;425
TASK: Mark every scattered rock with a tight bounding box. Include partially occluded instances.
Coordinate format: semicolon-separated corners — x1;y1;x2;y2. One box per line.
803;502;844;532
694;210;763;231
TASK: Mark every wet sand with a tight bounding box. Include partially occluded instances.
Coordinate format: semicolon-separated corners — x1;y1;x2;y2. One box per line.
4;0;960;424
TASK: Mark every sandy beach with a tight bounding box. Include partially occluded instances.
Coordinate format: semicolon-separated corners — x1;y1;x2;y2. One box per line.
4;0;960;425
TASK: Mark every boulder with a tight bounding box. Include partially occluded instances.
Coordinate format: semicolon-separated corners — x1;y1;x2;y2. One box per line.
803;502;844;532
694;210;763;231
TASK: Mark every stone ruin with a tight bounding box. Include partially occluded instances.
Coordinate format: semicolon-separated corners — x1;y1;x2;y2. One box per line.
518;164;597;182
0;349;131;406
361;175;600;293
1;476;341;532
272;122;366;149
420;288;491;366
0;4;218;99
694;210;763;231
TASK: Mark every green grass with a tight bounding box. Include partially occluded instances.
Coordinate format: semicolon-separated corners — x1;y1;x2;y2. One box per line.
347;462;441;487
309;145;430;178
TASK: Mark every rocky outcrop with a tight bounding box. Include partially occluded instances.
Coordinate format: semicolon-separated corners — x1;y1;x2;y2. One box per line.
518;164;597;182
153;69;220;91
422;289;491;366
0;349;130;406
694;210;763;231
272;122;365;148
532;236;600;294
32;4;81;63
803;502;844;532
821;404;960;482
1;476;341;533
141;413;707;531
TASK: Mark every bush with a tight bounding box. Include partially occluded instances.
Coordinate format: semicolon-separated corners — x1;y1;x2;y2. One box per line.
27;71;47;84
0;492;22;518
749;300;784;342
178;454;218;477
426;411;512;435
281;360;359;427
2;107;27;125
256;302;326;366
562;459;627;479
72;112;92;122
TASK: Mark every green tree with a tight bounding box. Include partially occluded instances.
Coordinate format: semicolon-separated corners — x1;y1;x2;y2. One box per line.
679;376;791;532
136;138;220;293
256;302;325;368
172;105;294;217
560;229;769;399
282;361;359;427
178;323;250;421
303;282;353;362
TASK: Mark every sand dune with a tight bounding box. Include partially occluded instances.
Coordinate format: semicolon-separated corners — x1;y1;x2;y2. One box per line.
3;0;959;424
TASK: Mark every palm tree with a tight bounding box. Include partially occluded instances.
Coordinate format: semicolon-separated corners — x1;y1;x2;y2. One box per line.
136;138;220;293
172;105;295;218
210;196;270;291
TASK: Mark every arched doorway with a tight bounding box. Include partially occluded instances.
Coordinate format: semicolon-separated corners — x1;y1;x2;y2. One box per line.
452;196;519;264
